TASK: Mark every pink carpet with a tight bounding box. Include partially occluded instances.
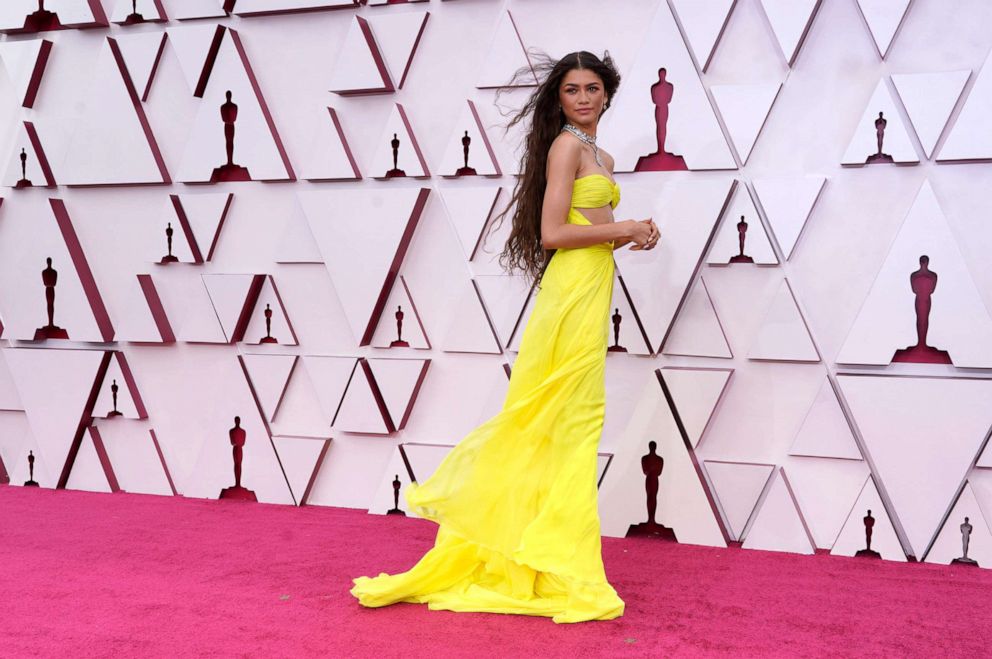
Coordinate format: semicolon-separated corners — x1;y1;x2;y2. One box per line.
1;486;990;657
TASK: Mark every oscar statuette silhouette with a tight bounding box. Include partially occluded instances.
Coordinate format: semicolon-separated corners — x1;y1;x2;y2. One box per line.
455;130;477;176
389;305;409;347
107;379;123;418
952;517;979;566
219;416;257;501
635;68;688;172
855;509;881;558
24;450;39;487
728;215;755;264
259;304;278;344
15;148;32;189
210;91;252;182
160;222;179;264
34;257;69;340
607;308;627;352
22;0;62;33
892;255;952;364
123;0;146;25
865;112;894;164
386;474;407;515
385;133;406;178
626;441;677;540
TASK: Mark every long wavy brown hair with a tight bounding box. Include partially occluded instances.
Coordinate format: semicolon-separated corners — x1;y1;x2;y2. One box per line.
489;50;621;286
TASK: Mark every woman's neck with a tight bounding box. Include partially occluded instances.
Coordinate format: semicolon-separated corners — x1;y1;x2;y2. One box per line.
566;118;598;138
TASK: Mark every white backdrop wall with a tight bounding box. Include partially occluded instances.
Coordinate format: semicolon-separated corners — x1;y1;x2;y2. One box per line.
2;0;992;566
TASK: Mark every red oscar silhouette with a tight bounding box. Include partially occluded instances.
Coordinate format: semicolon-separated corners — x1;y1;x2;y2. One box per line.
15;148;32;189
626;440;677;540
635;68;687;172
123;0;146;25
107;379;123;418
160;222;179;264
34;257;69;340
21;1;62;33
219;416;257;501
892;255;952;364
728;215;755;263
24;450;39;487
258;303;278;344
389;305;409;347
211;91;252;183
855;509;881;558
608;308;627;353
386;473;407;515
385;133;406;178
455;130;477;176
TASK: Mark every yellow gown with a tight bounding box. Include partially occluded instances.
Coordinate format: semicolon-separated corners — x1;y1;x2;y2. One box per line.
350;174;625;624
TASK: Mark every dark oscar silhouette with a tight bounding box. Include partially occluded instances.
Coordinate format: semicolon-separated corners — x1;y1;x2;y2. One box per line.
455;130;477;176
160;222;179;264
107;379;123;418
855;509;881;558
220;416;257;501
22;0;62;33
389;305;409;347
385;132;406;178
259;303;278;344
210;91;252;182
728;215;755;264
892;255;952;364
34;257;68;340
952;516;979;566
386;474;407;515
607;307;627;353
626;440;677;540
865;111;894;164
24;450;39;487
635;68;688;172
15;148;32;189
123;0;146;25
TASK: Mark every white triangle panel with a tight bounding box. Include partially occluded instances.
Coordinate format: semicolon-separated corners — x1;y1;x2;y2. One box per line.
661;367;732;449
710;83;781;164
891;70;970;159
752;176;825;260
788;378;862;460
662;278;731;359
741;468;815;554
669;0;735;71
758;0;820;66
476;11;535;89
705;460;774;540
747;279;819;362
855;0;911;59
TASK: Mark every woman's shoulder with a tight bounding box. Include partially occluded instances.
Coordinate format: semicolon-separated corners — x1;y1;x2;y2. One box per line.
550;131;584;155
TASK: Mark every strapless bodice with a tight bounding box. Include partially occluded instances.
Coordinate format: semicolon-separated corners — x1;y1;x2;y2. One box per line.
570;174;620;211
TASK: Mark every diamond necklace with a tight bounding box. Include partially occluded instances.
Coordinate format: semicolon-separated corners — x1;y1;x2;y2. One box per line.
562;122;603;167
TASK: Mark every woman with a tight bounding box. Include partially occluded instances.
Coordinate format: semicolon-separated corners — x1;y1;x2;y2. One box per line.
350;51;659;624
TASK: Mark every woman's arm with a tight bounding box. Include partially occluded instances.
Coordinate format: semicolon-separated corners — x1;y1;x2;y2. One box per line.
540;138;634;250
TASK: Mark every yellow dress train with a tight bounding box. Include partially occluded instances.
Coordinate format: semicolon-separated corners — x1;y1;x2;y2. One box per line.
350;174;625;624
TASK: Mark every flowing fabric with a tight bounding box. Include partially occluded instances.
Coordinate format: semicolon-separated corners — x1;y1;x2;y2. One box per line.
350;174;625;623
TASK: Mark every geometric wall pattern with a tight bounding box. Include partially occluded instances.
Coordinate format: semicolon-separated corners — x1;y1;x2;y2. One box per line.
3;0;992;571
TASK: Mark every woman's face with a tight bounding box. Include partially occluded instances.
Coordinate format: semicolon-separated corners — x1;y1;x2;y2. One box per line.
558;68;607;130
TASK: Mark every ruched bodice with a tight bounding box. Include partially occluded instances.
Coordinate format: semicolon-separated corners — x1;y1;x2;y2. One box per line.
566;174;621;249
570;174;620;213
